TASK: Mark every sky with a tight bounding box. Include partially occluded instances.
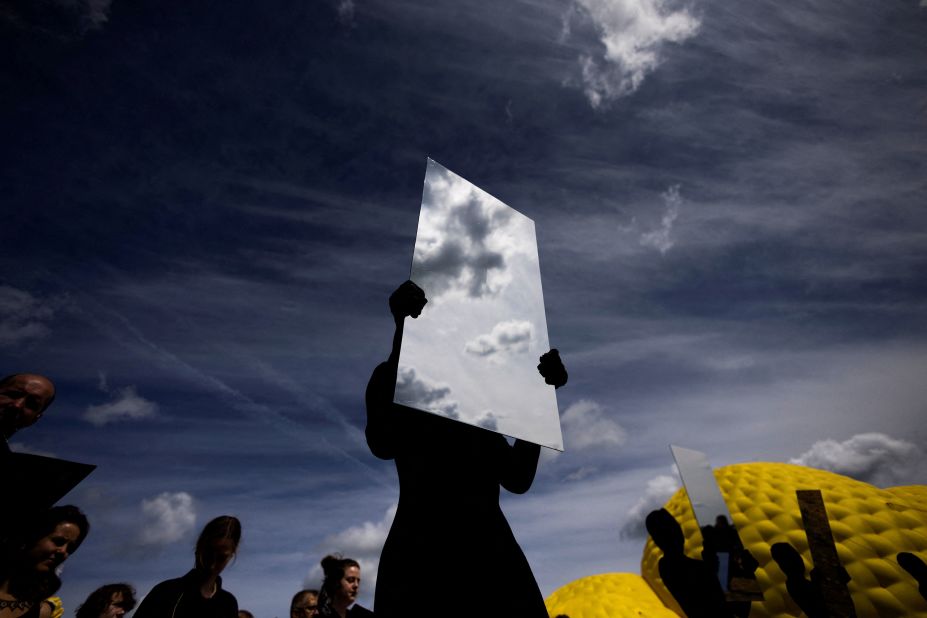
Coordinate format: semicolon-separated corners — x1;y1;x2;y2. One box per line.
1;0;926;616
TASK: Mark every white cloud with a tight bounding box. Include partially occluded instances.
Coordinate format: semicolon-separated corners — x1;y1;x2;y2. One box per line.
464;320;533;358
640;184;682;253
0;286;56;347
561;399;628;449
306;504;397;591
8;442;56;458
571;0;700;107
790;432;923;487
83;385;158;426
139;492;196;546
619;473;681;538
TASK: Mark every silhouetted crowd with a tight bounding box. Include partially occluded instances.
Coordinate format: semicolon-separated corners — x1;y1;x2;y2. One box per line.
3;281;925;618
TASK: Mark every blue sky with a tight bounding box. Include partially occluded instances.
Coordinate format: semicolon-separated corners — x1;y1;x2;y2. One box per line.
2;0;926;616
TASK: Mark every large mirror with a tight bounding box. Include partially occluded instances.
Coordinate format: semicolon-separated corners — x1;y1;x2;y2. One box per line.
394;158;563;450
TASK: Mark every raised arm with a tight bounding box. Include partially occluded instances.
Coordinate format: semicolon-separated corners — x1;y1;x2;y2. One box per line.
365;281;427;460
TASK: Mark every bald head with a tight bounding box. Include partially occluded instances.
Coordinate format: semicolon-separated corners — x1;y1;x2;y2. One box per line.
0;373;56;439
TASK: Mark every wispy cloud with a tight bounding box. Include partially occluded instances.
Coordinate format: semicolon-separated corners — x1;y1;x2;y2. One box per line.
306;504;397;591
138;491;197;546
790;432;924;487
561;399;628;449
569;0;701;107
83;384;158;426
0;286;56;348
639;184;682;254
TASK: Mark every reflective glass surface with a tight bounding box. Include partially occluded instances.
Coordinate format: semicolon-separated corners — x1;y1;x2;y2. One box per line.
670;444;732;527
394;158;563;450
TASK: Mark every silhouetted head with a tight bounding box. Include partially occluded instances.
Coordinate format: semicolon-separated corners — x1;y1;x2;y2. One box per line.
194;515;241;577
291;589;320;618
771;542;806;577
645;508;685;555
75;583;137;618
320;555;361;610
0;373;55;439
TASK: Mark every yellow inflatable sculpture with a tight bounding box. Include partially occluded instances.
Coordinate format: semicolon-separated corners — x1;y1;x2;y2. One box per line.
546;463;927;618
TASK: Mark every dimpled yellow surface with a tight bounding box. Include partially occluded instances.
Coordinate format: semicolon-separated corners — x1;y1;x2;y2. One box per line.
544;572;679;618
640;463;927;617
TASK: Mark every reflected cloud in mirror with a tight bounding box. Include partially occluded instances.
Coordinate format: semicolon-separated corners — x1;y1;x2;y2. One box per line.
395;158;563;450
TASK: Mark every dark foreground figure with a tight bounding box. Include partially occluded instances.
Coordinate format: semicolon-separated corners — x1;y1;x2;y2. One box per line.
366;282;566;618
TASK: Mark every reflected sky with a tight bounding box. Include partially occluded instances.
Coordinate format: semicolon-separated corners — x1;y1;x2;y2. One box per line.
395;159;563;450
670;444;732;527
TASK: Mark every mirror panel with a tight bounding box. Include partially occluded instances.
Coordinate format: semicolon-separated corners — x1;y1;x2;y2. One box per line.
394;158;563;450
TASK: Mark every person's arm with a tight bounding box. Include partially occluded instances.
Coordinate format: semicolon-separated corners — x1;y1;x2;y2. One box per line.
365;281;427;460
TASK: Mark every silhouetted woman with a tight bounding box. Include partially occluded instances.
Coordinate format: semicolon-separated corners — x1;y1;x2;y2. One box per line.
133;516;240;618
366;281;567;618
0;505;89;618
316;556;372;618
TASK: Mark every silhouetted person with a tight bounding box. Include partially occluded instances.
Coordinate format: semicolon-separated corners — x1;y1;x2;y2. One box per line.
771;542;829;618
0;374;55;455
701;514;759;618
0;505;89;618
898;552;927;602
75;583;137;618
366;281;566;618
133;516;240;618
316;556;372;618
645;508;733;618
291;589;320;618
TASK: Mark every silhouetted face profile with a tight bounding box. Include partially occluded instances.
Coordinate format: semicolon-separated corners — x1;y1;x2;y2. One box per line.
337;565;360;605
0;373;55;438
28;521;82;573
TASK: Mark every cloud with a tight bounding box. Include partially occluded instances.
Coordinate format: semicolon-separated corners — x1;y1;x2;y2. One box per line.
640;184;682;254
570;0;700;107
307;504;397;591
0;286;56;348
619;473;681;538
7;442;56;458
138;492;196;546
83;385;158;426
464;320;534;358
413;163;516;300
561;399;628;449
790;433;924;487
394;366;459;418
473;411;500;431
